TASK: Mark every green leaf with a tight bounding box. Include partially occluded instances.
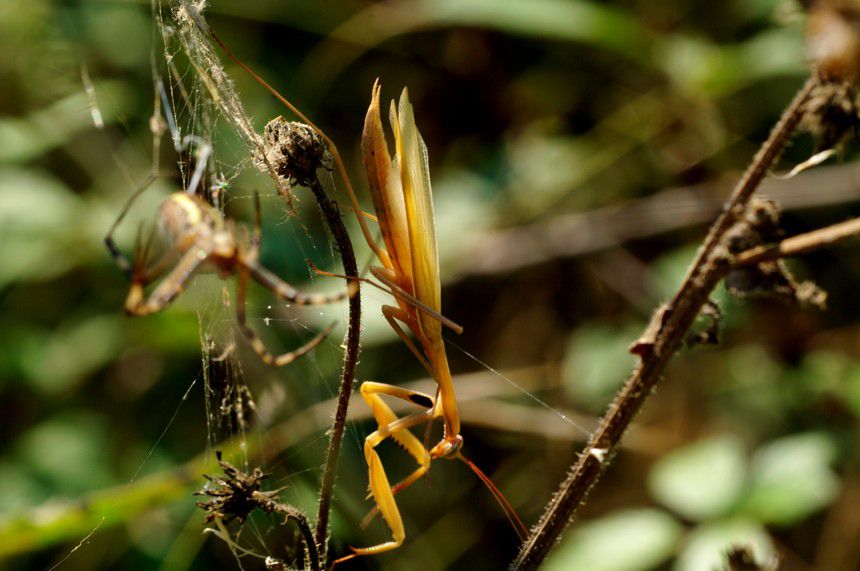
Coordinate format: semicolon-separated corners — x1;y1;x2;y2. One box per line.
675;519;775;571
16;412;113;495
0;463;47;512
334;0;654;63
82;5;151;69
649;435;747;522
658;27;805;96
544;509;683;571
0;81;133;164
562;324;639;409
740;432;839;526
0;169;87;286
19;315;126;395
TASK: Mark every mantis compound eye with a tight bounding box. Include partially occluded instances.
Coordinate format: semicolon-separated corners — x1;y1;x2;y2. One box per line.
430;435;464;460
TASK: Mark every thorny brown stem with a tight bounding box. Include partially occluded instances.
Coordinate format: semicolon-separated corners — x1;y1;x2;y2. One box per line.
510;76;819;570
308;177;361;564
271;503;320;571
735;216;860;266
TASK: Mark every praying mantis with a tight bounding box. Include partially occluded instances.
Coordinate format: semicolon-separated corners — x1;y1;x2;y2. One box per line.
330;82;527;566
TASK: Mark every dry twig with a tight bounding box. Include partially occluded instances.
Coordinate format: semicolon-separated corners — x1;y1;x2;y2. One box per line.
735;216;860;265
511;76;819;570
307;176;361;563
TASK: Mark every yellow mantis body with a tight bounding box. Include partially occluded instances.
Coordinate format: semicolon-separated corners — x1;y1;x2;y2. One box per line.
333;83;525;566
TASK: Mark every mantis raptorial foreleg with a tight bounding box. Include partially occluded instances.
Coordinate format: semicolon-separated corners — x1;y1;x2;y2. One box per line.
347;381;436;558
361;382;435;492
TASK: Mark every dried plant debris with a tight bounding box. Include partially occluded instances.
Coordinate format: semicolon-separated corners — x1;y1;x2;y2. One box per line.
727;198;783;250
196;453;320;570
802;79;860;150
803;0;860;149
206;351;257;435
258;118;332;187
195;453;283;524
686;299;722;348
724;544;780;571
725;198;827;309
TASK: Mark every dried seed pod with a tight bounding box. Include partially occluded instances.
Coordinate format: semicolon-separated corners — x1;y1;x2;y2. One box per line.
258;118;331;186
802;78;860;149
195;456;278;524
725;199;827;309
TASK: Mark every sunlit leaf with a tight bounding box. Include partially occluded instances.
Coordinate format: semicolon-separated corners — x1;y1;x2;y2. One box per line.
562;324;639;410
740;432;839;525
545;509;683;571
0;169;92;286
18;315;126;395
0;463;47;513
81;5;151;69
314;0;655;86
16;412;113;495
657;27;805;95
649;435;747;522
0;82;132;164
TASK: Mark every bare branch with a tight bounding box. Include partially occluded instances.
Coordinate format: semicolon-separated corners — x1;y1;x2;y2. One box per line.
736;216;860;265
308;177;361;565
510;76;819;570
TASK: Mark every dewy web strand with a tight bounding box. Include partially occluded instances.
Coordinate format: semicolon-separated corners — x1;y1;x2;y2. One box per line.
446;338;593;439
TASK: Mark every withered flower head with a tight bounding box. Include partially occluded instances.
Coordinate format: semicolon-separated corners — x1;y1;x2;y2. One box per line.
258;118;331;186
195;456;282;524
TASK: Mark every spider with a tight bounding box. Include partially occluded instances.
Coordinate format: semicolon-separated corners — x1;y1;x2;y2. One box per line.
105;190;352;366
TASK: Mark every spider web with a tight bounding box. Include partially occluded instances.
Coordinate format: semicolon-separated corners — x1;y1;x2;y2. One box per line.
150;1;356;563
48;1;358;567
161;5;356;387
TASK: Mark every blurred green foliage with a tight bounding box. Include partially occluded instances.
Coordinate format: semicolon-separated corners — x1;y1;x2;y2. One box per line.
2;0;860;570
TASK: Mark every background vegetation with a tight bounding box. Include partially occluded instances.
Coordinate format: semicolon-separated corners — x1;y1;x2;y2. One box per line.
1;1;858;569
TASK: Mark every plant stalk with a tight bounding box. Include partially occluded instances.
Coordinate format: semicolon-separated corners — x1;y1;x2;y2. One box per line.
510;76;817;570
308;177;361;564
